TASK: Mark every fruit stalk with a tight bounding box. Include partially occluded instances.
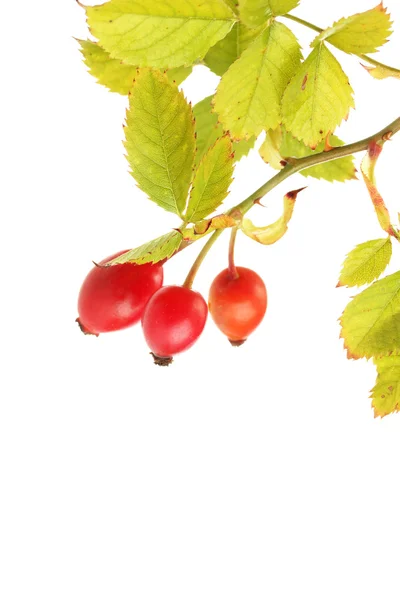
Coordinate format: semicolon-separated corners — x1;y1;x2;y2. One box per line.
228;227;239;280
183;228;225;289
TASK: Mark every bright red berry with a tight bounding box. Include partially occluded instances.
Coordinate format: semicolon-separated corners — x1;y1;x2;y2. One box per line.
141;286;208;365
77;251;163;335
208;267;267;345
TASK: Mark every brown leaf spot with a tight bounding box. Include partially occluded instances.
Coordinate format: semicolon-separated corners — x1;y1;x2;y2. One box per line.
301;74;308;90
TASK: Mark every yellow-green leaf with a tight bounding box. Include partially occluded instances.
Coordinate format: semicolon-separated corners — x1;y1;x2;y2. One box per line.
213;21;302;140
86;0;236;69
193;96;256;166
340;271;400;360
239;0;300;28
108;231;183;265
282;44;354;148
223;0;239;14
260;127;356;182
337;238;392;288
283;130;355;181
186;135;234;222
259;128;284;170
204;22;263;76
241;187;304;244
78;39;192;95
361;141;397;236
371;355;400;418
192;214;237;236
311;4;392;55
362;61;400;80
125;69;195;216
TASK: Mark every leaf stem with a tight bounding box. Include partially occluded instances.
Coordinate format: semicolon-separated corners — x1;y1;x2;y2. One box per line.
283;13;400;73
182;116;400;284
228;227;239;279
283;13;322;34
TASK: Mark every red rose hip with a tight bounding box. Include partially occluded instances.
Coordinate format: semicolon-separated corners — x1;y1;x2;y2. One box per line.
141;286;208;365
77;251;163;335
208;266;267;345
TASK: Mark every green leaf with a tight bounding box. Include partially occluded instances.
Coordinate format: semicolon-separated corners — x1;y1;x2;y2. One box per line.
311;4;392;55
371;355;400;418
233;137;257;162
241;187;304;244
337;238;392;288
125;68;196;216
283;130;355;182
340;270;400;360
204;22;263;76
362;61;400;80
78;39;192;95
213;21;302;140
222;0;239;13
282;44;354;148
186;135;234;222
239;0;300;28
193;96;256;167
260;128;356;182
108;231;183;265
86;0;236;69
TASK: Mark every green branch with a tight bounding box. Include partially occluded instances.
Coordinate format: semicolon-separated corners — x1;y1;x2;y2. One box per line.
183;116;400;286
283;13;400;75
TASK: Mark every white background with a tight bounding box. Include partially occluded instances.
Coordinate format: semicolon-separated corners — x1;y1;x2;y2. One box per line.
1;1;400;598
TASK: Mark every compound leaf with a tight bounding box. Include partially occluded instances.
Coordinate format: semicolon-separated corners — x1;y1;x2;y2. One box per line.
86;0;236;69
282;44;354;148
186;135;234;223
108;231;183;265
311;4;393;55
340;270;400;360
125;68;195;216
213;21;302;140
337;238;392;288
239;0;300;28
78;39;192;94
371;355;400;418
